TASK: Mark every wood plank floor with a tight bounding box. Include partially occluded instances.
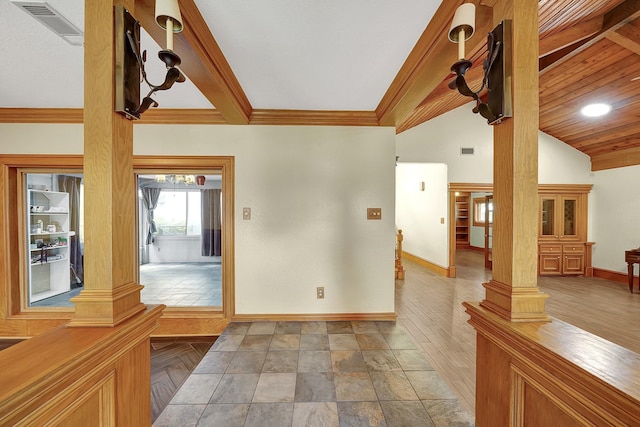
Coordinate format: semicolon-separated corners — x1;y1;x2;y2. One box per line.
395;249;640;415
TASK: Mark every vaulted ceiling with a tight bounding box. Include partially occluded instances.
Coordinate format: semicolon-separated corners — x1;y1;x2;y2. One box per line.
2;0;640;171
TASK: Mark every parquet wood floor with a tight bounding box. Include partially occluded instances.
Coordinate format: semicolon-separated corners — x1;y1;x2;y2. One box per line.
150;337;216;421
396;249;640;415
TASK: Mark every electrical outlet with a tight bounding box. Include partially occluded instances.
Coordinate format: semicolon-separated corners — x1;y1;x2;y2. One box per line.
316;287;325;299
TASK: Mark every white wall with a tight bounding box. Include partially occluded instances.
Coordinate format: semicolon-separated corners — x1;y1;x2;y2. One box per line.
395;103;594;267
0;123;397;315
591;165;640;273
395;163;448;267
396;103;593;185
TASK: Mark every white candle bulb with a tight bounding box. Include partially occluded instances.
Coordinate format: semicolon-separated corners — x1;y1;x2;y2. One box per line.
166;17;174;51
458;28;465;60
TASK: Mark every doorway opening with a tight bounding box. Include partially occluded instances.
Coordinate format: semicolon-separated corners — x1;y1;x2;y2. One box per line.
137;173;222;308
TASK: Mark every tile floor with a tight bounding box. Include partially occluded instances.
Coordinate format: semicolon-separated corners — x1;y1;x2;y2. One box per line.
153;321;474;427
30;261;222;307
139;262;222;306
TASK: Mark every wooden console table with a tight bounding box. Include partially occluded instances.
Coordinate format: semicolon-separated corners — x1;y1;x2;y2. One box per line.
625;249;640;293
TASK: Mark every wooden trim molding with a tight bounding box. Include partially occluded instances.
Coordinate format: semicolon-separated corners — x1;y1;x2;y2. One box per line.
0;155;235;337
0;108;386;127
232;312;397;322
593;267;630;285
402;251;451;277
138;109;228;124
449;182;493;192
250;109;383;127
0;108;83;124
591;146;640;170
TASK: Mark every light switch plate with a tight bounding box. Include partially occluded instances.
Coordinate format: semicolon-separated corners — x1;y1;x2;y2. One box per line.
367;208;382;220
243;207;251;220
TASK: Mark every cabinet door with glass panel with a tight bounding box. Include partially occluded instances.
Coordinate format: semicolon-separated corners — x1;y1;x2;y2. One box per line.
539;195;581;241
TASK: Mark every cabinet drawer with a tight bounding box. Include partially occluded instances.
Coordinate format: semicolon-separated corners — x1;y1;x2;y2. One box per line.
539;244;562;254
562;244;584;253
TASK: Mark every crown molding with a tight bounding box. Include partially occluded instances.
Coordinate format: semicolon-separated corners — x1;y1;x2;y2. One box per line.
250;110;383;127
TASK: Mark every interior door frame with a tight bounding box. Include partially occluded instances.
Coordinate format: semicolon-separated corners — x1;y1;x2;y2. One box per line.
134;155;235;336
448;183;493;277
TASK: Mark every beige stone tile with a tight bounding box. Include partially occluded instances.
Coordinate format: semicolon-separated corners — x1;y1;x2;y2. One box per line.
328;334;359;350
334;372;378;401
170;374;222;404
269;333;301;350
301;321;328;335
336;401;387;427
244;403;293;427
152;404;206;427
370;371;419;401
252;372;297;403
247;321;276;335
330;350;367;372
293;402;339;427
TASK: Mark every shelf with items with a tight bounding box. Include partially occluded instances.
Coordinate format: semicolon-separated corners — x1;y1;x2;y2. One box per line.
455;193;470;248
27;190;71;303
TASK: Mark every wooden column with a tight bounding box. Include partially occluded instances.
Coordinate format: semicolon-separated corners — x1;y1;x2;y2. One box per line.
68;0;145;327
480;0;550;322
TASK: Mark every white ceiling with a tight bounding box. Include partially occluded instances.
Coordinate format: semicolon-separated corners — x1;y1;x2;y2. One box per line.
0;0;442;111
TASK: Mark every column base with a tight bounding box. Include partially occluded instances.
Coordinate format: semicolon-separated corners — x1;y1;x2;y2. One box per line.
480;279;551;322
68;282;146;327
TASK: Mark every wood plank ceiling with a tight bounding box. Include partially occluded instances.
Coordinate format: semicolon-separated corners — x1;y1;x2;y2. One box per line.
403;0;640;171
3;0;640;170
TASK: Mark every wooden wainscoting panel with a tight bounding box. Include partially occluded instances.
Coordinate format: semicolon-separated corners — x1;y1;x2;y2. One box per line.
523;384;584;427
466;302;640;426
0;305;163;426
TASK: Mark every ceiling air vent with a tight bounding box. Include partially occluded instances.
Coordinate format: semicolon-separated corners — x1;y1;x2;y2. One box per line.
10;2;83;46
460;147;475;155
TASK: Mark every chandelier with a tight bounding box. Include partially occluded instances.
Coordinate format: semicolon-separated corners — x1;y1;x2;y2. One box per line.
155;174;195;185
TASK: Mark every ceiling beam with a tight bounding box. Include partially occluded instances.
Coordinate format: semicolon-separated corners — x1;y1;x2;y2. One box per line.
540;0;640;73
606;23;640;55
539;17;602;56
134;0;251;124
376;1;493;127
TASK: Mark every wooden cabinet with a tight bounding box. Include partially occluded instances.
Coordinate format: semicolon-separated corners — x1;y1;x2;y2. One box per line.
27;190;71;303
539;195;581;241
538;185;592;276
539;243;587;275
455;193;470;248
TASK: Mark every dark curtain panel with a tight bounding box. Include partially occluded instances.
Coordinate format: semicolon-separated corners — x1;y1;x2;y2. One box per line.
201;189;222;256
57;175;83;284
141;188;161;244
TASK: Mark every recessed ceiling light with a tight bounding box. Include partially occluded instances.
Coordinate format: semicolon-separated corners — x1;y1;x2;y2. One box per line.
580;103;611;117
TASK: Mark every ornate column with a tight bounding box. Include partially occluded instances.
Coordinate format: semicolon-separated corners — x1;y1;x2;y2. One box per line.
69;0;145;327
481;0;550;322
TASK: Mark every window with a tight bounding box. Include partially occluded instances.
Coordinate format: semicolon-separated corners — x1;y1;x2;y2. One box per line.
473;197;493;226
155;190;202;235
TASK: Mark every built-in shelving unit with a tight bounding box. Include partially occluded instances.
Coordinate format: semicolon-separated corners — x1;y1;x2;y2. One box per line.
27;190;71;303
455;193;470;248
